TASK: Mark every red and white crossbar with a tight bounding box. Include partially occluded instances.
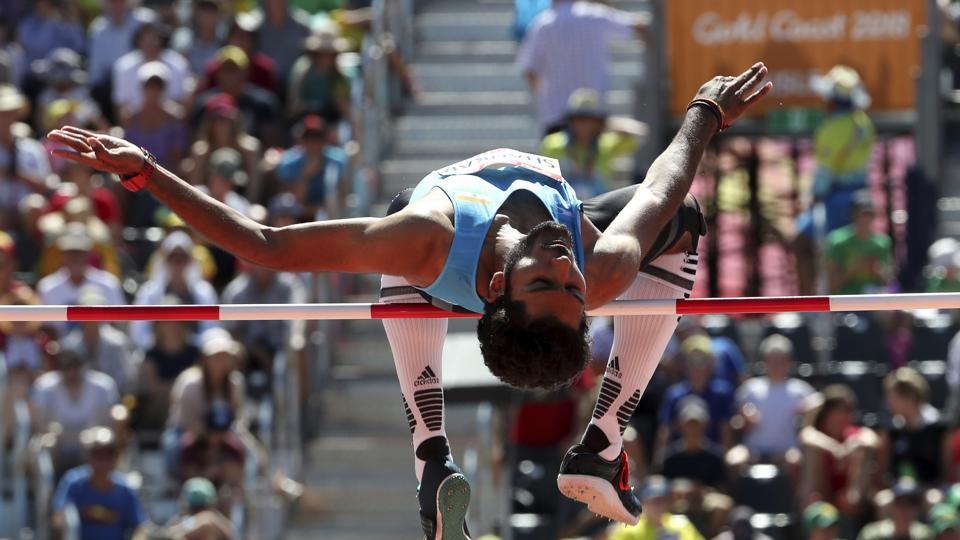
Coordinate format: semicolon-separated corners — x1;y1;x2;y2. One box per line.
2;293;960;322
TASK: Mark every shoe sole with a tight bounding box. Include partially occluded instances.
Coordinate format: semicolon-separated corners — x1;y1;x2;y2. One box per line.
556;474;640;525
435;473;471;540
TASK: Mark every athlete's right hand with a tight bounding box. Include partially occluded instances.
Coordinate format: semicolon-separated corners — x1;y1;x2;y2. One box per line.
48;126;146;177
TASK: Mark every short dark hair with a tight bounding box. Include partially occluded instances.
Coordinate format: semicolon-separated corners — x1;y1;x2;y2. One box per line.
477;294;590;390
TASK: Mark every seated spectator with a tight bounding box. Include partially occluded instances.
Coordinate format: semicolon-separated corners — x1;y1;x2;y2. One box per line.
222;260;305;374
32;340;119;474
197;14;279;95
608;475;703;540
799;384;880;517
675;316;747;388
287;30;351;122
880;367;947;487
857;478;933;540
179;404;246;497
138;295;201;431
0;21;26;87
201;148;253;215
171;0;225;76
86;0;157;99
657;335;736;459
184;92;262;197
728;334;813;468
131;230;219;351
61;289;139;396
930;504;960;540
16;0;85;64
48;163;122;249
37;197;121;278
52;426;148;540
14;193;48;272
0;285;45;374
162;477;237;540
0;84;52;233
661;397;727;490
274;114;347;220
165;329;246;471
123;61;188;177
266;192;305;227
193;46;280;147
31;48;108;132
37;223;126;336
712;506;773;540
803;501;842;540
925;238;960;293
540;88;645;199
257;0;312;85
826;192;893;295
112;21;190;120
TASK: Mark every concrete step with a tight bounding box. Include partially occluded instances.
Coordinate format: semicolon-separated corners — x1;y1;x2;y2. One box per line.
406;88;635;116
415;11;514;42
395;114;539;142
394;138;538;159
412;62;643;93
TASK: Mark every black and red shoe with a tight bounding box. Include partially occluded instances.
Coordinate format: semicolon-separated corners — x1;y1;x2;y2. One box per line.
556;444;642;525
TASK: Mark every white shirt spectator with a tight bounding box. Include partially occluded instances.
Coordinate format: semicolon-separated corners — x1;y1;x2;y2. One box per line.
112;49;190;113
0;136;52;213
516;1;638;130
31;369;118;445
37;267;126;335
87;7;156;85
61;326;140;395
737;377;814;455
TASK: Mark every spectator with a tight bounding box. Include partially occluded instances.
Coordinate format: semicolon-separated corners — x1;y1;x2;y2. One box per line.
287;29;351;122
0;230;28;295
60;289;139;396
0;20;26;87
197;13;279;95
171;0;225;76
728;335;813;467
222;260;306;374
87;0;156;90
661;396;727;490
857;478;933;540
540;88;646;198
517;0;648;134
52;426;148;540
925;238;960;293
930;504;960;540
32;340;119;473
48;161;122;236
31;48;108;132
163;477;237;540
15;0;84;64
657;335;736;458
131;230;219;351
880;367;948;486
0;287;44;411
266;192;305;227
37;222;125;333
137;295;200;431
675;316;747;388
608;475;703;540
179;404;246;496
0;84;52;232
256;0;312;84
184;92;262;195
274;114;347;220
712;506;773;540
193;48;280;148
112;21;190;119
825;191;894;295
36;196;121;278
123;61;188;175
804;501;842;540
202;148;253;215
799;385;880;517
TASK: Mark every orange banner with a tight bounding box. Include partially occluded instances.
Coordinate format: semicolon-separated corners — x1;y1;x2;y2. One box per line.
666;0;927;117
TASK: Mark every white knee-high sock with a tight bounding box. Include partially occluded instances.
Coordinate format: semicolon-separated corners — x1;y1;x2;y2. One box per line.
583;251;697;461
381;275;450;482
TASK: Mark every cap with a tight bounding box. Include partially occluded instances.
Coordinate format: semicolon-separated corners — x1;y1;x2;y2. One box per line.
138;61;170;85
565;88;608;119
851;190;875;214
216;45;249;69
57;222;94;252
892;477;921;501
304;30;349;54
803;501;840;530
810;65;871;109
680;334;713;360
181;477;217;509
76;288;107;306
268;192;304;219
32;48;86;86
930;503;960;534
928;238;960;270
209;148;248;186
80;426;119;451
200;327;241;357
204;92;239;119
641;475;670;501
0;84;28;114
234;11;262;33
759;334;794;358
678;395;710;423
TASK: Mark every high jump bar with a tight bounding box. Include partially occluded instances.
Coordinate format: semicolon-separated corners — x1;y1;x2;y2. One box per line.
2;293;960;322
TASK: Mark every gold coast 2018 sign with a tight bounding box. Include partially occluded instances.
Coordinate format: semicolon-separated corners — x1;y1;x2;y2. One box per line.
666;0;927;117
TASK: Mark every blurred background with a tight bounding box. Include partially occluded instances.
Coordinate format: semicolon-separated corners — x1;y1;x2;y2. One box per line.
0;0;959;539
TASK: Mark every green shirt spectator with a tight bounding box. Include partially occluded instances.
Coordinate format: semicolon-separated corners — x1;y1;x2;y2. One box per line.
825;193;893;295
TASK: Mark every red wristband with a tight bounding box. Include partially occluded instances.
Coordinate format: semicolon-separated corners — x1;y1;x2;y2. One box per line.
120;147;157;192
687;98;727;132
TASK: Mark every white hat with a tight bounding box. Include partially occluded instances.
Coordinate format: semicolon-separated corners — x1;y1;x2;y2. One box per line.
137;61;170;85
810;65;871;109
200;327;240;357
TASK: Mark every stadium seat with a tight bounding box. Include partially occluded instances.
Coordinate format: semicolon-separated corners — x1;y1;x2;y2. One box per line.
822;361;885;416
913;360;949;409
733;464;795;515
833;314;887;364
762;313;815;364
911;312;958;362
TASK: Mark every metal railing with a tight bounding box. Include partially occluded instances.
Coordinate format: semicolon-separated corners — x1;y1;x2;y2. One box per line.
32;442;55;540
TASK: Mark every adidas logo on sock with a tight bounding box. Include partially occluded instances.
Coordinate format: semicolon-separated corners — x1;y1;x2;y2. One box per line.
415;366;440;387
606;356;622;378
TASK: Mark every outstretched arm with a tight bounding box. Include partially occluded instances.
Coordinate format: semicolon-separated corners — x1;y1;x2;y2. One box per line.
587;63;772;306
47;127;443;277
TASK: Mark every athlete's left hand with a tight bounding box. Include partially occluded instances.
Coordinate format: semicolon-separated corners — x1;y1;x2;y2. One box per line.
694;62;773;128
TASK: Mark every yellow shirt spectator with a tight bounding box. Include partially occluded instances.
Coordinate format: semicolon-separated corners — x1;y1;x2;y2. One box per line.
608;513;704;540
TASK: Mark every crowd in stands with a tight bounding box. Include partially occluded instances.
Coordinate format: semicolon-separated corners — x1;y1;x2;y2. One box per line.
0;0;389;537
